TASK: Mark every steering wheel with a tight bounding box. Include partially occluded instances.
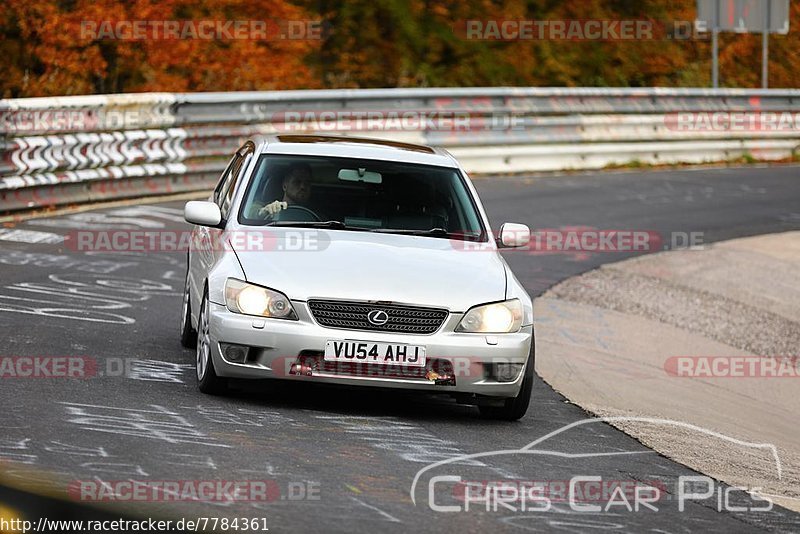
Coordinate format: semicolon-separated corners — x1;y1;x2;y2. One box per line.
274;205;322;222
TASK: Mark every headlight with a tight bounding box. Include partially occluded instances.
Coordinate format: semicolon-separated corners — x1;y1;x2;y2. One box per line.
456;299;523;333
225;279;297;319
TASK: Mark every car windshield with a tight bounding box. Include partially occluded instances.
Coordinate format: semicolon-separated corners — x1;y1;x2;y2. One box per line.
237;154;487;240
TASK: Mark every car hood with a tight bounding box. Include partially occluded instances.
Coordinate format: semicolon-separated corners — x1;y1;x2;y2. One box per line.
230;229;507;311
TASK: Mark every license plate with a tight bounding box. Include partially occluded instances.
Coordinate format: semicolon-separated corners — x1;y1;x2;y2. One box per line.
324;340;426;367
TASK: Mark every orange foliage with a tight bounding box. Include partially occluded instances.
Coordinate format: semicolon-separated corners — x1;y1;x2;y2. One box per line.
0;0;320;97
1;0;799;97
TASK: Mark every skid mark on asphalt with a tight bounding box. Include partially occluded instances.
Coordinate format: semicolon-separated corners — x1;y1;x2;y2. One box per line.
0;228;64;244
0;250;136;273
312;411;528;528
160;453;217;470
85;250;183;267
79;462;150;477
28;206;186;231
315;415;488;466
0;273;176;324
0;438;37;465
182;404;305;428
3;183;800;531
500;514;631;533
60;402;231;448
120;360;193;383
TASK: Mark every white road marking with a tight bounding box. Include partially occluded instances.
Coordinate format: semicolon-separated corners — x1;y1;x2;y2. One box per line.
0;229;63;244
350;496;402;523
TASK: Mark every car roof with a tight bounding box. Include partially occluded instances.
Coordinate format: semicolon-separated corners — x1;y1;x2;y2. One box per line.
255;134;458;168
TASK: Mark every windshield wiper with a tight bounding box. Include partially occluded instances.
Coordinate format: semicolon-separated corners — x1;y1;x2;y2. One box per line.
263;222;478;239
370;227;473;239
263;220;366;231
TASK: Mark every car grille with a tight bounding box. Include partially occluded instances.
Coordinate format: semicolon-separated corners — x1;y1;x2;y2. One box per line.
321;361;429;380
307;300;449;334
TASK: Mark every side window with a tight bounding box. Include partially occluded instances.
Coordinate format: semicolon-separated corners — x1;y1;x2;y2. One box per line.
220;152;252;218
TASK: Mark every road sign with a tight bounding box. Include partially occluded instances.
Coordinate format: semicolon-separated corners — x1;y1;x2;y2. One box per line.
697;0;790;34
696;0;791;88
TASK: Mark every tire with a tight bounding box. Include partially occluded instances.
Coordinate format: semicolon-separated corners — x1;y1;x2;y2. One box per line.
196;290;228;395
479;342;535;421
179;269;197;348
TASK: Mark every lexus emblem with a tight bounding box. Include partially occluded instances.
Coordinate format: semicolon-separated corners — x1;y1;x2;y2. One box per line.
367;310;389;326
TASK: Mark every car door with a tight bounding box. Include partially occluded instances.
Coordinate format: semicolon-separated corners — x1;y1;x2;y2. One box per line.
188;146;251;315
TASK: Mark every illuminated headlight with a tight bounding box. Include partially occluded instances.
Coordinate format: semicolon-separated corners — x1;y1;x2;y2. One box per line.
225;279;297;319
456;299;523;333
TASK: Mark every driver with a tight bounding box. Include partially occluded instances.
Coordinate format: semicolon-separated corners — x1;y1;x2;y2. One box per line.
258;163;313;219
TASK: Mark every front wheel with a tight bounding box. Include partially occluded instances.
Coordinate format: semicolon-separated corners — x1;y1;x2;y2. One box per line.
479;343;535;421
196;291;228;395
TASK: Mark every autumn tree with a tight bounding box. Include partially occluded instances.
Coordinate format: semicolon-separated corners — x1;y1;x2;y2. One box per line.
1;0;799;97
0;0;321;97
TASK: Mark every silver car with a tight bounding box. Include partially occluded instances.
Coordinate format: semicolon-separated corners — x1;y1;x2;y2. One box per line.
180;135;534;420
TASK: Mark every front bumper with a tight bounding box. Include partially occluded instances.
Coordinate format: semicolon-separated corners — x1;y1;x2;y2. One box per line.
207;300;533;398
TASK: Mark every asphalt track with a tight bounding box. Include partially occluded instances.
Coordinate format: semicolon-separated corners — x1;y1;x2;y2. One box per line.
1;165;799;533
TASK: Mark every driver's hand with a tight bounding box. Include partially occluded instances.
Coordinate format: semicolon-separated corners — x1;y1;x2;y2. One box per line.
258;201;287;218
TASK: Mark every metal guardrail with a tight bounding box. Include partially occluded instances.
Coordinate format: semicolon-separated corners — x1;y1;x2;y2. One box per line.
2;87;800;213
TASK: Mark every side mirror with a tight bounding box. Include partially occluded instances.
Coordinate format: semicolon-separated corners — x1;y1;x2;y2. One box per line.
498;223;530;248
185;201;222;227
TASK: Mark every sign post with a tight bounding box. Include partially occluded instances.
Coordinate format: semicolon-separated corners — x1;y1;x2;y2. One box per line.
762;0;770;88
696;0;790;88
713;0;720;88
